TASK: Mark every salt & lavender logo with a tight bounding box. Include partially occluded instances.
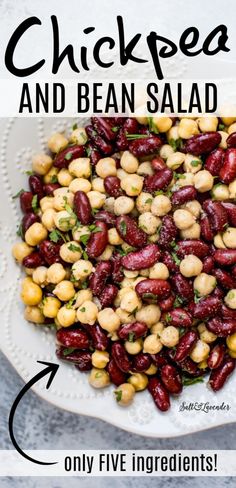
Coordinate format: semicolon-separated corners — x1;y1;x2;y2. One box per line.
179;401;230;413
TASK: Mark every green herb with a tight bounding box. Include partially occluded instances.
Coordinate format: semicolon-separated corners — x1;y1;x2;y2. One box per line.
111;126;119;133
171;252;181;265
145;198;153;204
128;332;135;342
120;220;127;236
81;280;88;289
85;147;91;157
173;296;184;308
114;390;122;402
191;160;201;167
16;223;23;238
49;229;70;243
80;307;86;312
50;174;58;184
129;306;138;316
174;172;186;180
227;291;235;300
12;189;24;199
218;123;225;131
154;190;164;196
68;243;81;252
66;296;77;309
83;250;89;260
91;208;99;215
88;224;102;234
182;376;204;387
194;289;202;304
63;198;77;220
126;133;149;140
179;327;186;337
147;117;159;134
65;151;73;161
72;123;78;130
95;371;102;378
223;222;229;230
24;170;34;176
142;293;157;300
169;138;182;151
170;241;179;251
80;234;90;245
131;186;138;192
32;194;39;213
165;313;172;323
63;347;76;356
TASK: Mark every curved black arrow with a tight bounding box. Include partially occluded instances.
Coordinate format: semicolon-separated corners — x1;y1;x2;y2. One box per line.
9;360;59;465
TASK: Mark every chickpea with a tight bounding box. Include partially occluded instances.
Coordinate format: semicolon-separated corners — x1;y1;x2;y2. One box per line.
114;287;132;307
226;333;236;352
180;254;203;278
89;368;110;389
125;338;143;355
91;177;105;193
222;117;236;126
120;151;139;173
128;373;148;391
120;290;142;313
180;223;201;239
160;326;179;348
139;269;150;277
190;340;210;363
136;304;161;326
198;359;208;369
222;228;236;249
194;170;214;192
199;326;217;344
57;306;76;327
43;167;58;184
97;245;114;262
72;259;93;281
218;131;228;149
152;116;172;133
69;177;92;194
116;307;136;324
151;195;172;217
117;168;129;180
224;290;236;310
120;277;135;289
114;196;134;215
167;125;180;142
73;289;93;308
46;263;66;284
47;133;68;153
76;300;98;325
148;233;159;243
12;242;33;263
136;192;153;213
229;180;236;198
137;161;154;176
159;144;174;160
32;266;48;286
59;241;82;263
53;280;75;301
114;383;135;406
149;262;169;280
97;308;120;332
178;118;199;139
108;228;123;245
214;233;226;249
120;174;144;197
43;296;61;318
87;191;106;209
57;169;73;187
41;208;56;231
21;278;42;306
197;116;218;133
183;154;202;173
150;322;164;335
145;364;158;375
92;350;109;369
69;127;87;145
166;152;185;170
24;223;48;247
53;187;74;211
32;153;53;175
143;334;163;354
228;122;236;133
212;183;229;201
184;200;202;218
96;157;117;178
54;210;77;232
103;196;115;213
40;196;54;212
72;225;90;242
69;157;91;178
138;212;161;235
175;173;195;188
193;273;216;296
173;209;195;230
24;305;44;324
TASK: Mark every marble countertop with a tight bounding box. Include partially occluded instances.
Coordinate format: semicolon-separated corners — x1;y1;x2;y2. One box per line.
1;351;235;488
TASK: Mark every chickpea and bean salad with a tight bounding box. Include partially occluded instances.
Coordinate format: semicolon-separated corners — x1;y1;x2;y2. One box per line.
12;115;236;412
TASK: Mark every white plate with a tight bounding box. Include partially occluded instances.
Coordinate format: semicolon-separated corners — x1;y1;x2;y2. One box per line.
0;117;235;438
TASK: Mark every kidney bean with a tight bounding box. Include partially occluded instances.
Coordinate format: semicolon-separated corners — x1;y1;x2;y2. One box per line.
213;268;236;289
86;125;113;155
132;353;152;372
121;244;160;271
151;351;169;367
39;240;61;265
86;143;101;166
99;284;118;308
56;347;92;371
176;240;210;259
193;296;221;320
226;131;236;148
209;357;235;391
207;343;226;370
171;273;194;301
214;249;236;266
148;377;170;412
221;304;236;320
175;330;198;362
94;210;116;227
206;317;236;337
86;324;109;351
116;129;129;151
205;148;224;175
158;216;177;249
74;191;93;225
151;156;166;172
89;261;112;296
162;251;179;273
143;168;173;192
164;308;192;327
135;279;171;301
22;212;40;235
86;221;108;258
104;176;122;197
200;215;214;242
56;328;90;349
107;359;126;386
221;203;236;227
129;135;162;157
118;322;148;341
53;145;85;168
219;148;236;184
111;343;131;373
159;293;176;311
123;117;139;133
160;364;182;394
171;186;197;206
180;357;202;376
20;191;33;213
203;200;228;233
212;287;224;300
182;132;221;155
91;117;117;142
43;183;61;195
202;256;215;274
116;215;147;248
23;251;45;268
29;175;44;200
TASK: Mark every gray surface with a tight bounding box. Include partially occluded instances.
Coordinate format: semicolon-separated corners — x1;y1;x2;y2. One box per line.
0;351;235;487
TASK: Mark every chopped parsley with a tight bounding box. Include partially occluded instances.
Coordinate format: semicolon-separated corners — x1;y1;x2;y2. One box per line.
174;172;186;180
129;306;138;316
170;241;179;251
12;189;24;199
191;160;201;167
63;347;76;356
49;229;70;243
194;289;202;304
80;234;90;245
66;296;77;309
50;174;58;184
120;220;127;236
95;371;102;379
128;332;135;342
173;296;184;308
24;170;34;176
142;293;157;300
111;126;119;133
126;133;149;140
72;123;78;130
68;243;81;252
64;151;73;161
114;390;122;402
16;223;23;238
83;250;89;260
218;123;225;131
169;138;182;151
80;307;86;313
147;117;159;134
165;313;172;323
145;198;153;204
182;376;204;387
32;194;39;213
171;252;181;265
